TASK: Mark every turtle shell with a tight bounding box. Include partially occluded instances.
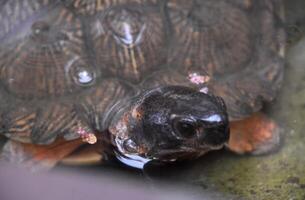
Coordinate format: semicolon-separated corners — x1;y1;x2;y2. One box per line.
0;0;285;145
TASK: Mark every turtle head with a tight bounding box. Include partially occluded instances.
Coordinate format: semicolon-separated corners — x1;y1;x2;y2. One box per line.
108;86;229;169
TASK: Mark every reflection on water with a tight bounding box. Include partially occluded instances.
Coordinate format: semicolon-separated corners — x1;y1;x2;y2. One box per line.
115;151;151;169
0;0;304;200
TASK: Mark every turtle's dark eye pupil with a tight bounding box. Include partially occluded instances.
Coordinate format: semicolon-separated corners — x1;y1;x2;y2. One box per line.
174;120;197;139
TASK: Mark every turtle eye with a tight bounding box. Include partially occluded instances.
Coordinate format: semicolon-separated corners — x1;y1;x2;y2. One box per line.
172;118;197;139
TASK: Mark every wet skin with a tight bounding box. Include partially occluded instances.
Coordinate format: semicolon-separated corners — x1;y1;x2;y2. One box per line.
108;86;230;168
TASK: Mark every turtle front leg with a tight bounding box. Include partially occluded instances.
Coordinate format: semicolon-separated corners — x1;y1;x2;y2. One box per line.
1;138;85;172
227;113;281;155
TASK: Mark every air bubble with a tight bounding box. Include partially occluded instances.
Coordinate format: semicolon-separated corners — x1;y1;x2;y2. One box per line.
77;69;94;84
66;57;96;87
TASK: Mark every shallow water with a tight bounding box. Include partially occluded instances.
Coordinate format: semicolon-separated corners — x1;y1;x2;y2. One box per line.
0;1;305;200
142;6;305;199
62;2;305;199
56;3;305;199
142;34;305;198
138;5;305;198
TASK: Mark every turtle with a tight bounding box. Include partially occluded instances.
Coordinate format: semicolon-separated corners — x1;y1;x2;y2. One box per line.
0;0;286;170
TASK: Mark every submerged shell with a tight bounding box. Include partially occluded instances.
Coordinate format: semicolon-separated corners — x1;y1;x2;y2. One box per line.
0;0;285;144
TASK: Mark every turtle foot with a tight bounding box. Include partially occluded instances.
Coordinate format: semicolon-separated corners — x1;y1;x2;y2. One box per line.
61;143;103;166
0;139;84;172
227;113;281;155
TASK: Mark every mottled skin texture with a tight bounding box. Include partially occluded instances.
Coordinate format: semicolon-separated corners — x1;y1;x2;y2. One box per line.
109;86;229;162
0;0;285;169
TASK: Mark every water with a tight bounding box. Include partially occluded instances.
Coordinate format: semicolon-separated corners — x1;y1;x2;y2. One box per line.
0;1;305;200
138;4;305;198
59;3;305;199
97;1;305;199
139;3;305;198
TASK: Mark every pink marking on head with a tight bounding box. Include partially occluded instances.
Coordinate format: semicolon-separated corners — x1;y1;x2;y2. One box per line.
76;127;87;136
188;73;210;85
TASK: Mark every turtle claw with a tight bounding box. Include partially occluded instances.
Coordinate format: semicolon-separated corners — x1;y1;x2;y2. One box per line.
227;113;281;155
1;139;84;172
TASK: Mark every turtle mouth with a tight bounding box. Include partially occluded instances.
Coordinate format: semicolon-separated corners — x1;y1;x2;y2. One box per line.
146;143;225;161
114;149;153;169
113;134;225;169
